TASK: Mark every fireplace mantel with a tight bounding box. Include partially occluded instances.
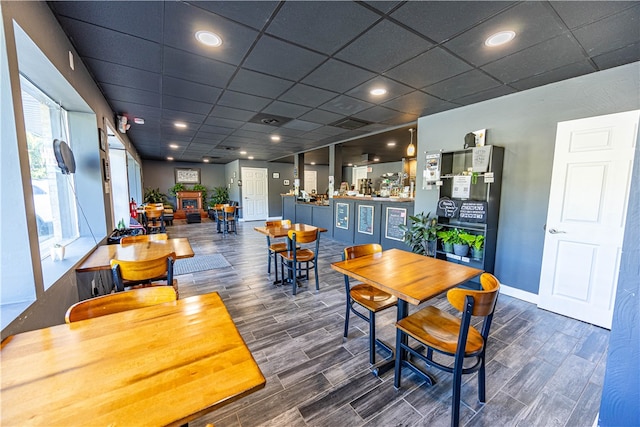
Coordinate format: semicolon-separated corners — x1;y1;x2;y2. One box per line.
175;191;206;219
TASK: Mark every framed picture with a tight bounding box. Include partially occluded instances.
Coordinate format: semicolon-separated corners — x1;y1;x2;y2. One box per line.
175;168;200;184
283;179;290;186
98;128;107;152
336;202;349;229
272;172;280;179
357;205;374;235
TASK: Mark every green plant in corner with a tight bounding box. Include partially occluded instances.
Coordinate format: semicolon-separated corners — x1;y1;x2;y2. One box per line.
209;186;230;206
398;212;441;255
191;184;208;203
168;183;185;196
143;187;168;204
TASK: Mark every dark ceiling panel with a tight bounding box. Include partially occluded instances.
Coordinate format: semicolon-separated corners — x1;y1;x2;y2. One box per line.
48;1;640;162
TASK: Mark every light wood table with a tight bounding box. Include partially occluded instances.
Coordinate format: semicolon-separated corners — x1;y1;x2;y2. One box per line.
76;237;194;272
253;223;327;238
331;248;483;378
1;292;266;426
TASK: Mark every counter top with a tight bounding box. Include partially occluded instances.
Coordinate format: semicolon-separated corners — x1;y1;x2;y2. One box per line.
332;195;414;202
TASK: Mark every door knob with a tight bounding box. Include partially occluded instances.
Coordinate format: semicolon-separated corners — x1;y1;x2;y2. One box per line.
548;228;566;234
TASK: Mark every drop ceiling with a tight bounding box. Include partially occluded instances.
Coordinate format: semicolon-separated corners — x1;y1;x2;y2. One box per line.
48;1;640;165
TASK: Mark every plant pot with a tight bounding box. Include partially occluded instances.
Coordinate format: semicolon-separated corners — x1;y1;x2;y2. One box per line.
50;246;65;261
471;247;483;260
453;243;469;257
422;239;437;257
442;242;453;253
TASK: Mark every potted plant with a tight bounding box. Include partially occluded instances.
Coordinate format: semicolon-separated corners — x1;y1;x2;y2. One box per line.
192;184;208;204
209;186;230;206
437;228;456;253
144;187;168;205
452;230;476;257
398;212;441;256
471;234;484;260
168;183;185;197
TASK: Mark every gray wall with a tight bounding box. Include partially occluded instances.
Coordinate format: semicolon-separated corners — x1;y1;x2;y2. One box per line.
415;62;640;294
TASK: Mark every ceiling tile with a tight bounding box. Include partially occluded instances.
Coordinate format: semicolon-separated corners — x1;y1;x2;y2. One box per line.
391;1;515;43
510;60;595;91
266;2;379;55
228;69;294;98
482;35;588;84
319;95;375;116
423;70;501;101
162;2;259;66
261;101;311;119
592;42;640;70
385;47;473;89
282;120;323;132
353;106;403;123
162;95;212;115
453;85;517;106
243;35;327;81
218;90;272;112
204;116;244;129
302;59;377;93
85;57;161;92
571;6;640;57
163;47;236;87
298;109;344;125
335;20;432;73
191;1;279;30
279;84;339;108
208;105;256;121
550;1;637;29
101;83;161;107
110;102;161;122
198;125;234;136
161;109;206;125
444;2;567;67
362;1;403;14
382;91;443;116
162;76;222;104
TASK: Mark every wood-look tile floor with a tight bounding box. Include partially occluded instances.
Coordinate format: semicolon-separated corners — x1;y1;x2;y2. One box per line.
168;220;607;427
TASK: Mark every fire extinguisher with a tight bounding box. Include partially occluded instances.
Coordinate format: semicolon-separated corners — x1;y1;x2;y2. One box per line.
129;198;138;219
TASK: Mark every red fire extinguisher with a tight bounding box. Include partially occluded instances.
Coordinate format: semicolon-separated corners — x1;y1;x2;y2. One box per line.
129;198;138;219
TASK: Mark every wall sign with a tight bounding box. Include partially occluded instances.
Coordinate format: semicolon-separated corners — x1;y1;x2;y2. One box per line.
175;168;200;184
336;202;349;229
459;201;488;223
436;197;460;218
357;205;374;235
385;207;406;241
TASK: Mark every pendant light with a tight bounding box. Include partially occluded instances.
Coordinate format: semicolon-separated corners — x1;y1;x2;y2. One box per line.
406;128;416;157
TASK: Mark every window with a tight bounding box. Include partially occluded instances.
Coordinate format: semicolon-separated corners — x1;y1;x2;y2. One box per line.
20;76;79;258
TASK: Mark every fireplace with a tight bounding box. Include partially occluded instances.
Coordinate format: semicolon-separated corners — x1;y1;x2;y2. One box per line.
175;191;205;220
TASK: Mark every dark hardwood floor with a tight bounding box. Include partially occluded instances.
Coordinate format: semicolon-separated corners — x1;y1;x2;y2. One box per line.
168;219;607;427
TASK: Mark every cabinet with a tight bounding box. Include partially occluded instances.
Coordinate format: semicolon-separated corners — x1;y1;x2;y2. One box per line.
431;146;503;280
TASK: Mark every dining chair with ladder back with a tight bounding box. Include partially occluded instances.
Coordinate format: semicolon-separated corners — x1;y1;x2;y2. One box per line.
343;244;397;365
279;228;320;295
144;205;165;234
110;251;179;298
222;205;237;235
265;220;300;282
120;233;168;244
394;273;500;427
64;287;177;323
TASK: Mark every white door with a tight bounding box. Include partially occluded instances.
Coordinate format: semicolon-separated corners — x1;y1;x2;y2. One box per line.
241;167;268;221
538;110;639;329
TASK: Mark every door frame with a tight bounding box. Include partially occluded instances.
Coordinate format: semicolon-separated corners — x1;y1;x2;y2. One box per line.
241;166;268;221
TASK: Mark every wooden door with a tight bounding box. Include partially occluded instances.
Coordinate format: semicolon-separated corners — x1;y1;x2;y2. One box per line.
538;110;638;329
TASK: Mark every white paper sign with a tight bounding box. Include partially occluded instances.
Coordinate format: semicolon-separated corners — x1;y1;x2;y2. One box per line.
472;145;492;172
452;175;472;198
484;172;495;183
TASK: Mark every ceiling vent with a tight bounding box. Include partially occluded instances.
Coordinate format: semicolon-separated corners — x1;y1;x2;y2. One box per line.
329;117;372;130
249;113;292;127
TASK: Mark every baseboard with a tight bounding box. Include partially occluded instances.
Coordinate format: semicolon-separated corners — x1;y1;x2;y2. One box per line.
499;283;539;305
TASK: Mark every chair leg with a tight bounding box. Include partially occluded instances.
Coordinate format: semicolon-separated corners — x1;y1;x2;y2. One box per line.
267;250;271;274
314;260;319;291
478;355;486;403
344;299;351;338
394;329;403;388
451;356;464;427
274;253;279;283
292;258;297;295
369;311;376;365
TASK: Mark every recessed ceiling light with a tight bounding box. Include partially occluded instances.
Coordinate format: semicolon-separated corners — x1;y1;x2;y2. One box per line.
373;157;380;162
347;163;353;167
270;135;281;142
240;151;247;155
370;88;387;96
387;141;396;147
195;30;222;47
310;162;316;165
248;156;254;160
169;144;179;149
174;122;187;128
167;156;174;161
485;30;516;47
203;158;210;163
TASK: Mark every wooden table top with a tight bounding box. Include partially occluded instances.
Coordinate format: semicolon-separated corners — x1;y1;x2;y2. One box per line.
254;223;327;238
1;292;265;426
76;237;195;272
331;248;483;306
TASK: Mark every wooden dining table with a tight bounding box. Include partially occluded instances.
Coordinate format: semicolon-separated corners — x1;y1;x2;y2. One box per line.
76;237;194;272
253;223;327;239
0;292;266;426
331;248;483;378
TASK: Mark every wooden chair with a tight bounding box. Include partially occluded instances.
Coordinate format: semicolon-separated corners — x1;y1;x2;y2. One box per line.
343;244;397;365
144;205;165;234
65;286;177;323
265;220;299;282
279;228;320;295
110;251;179;298
222;206;237;235
394;273;500;427
120;233;168;244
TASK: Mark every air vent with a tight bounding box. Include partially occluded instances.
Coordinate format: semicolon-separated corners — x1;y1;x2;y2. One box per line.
329;117;372;130
249;113;292;127
217;146;238;151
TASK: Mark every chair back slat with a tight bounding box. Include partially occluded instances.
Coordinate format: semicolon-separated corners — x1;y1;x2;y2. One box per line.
65;287;177;323
144;205;164;220
288;229;318;244
120;233;168;244
344;243;382;260
110;252;176;282
447;273;500;316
